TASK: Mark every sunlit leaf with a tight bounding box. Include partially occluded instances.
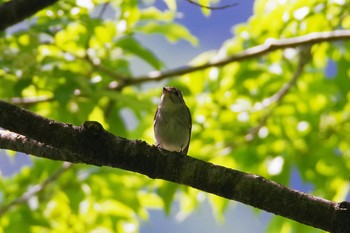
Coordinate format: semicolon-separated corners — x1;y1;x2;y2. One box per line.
136;22;198;45
115;36;163;69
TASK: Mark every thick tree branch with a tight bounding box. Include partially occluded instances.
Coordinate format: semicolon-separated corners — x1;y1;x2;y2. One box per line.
111;30;350;90
0;0;58;31
0;100;349;232
0;130;80;162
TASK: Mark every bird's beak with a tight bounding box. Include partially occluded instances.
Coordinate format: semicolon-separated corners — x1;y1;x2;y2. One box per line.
163;87;171;95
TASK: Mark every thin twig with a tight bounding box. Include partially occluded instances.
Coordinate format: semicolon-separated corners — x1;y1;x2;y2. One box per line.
84;54;128;80
187;0;238;10
9;96;54;107
260;45;312;108
97;2;109;18
110;30;350;90
0;162;73;216
53;43;127;81
245;46;312;141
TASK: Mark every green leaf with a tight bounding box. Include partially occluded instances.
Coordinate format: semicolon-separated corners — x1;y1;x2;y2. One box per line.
157;182;178;214
105;104;128;137
136;22;198;45
116;36;164;69
140;7;175;22
13;78;32;96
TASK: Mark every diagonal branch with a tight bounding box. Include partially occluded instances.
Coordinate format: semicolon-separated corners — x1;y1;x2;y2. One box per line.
9;96;54;107
0;100;349;232
111;30;350;90
0;162;72;216
264;45;312;105
246;45;312;140
0;0;59;31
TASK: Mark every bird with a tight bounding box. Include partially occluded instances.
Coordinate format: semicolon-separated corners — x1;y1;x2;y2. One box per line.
154;87;192;155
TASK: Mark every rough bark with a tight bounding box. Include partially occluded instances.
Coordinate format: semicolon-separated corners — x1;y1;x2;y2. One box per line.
0;100;349;233
0;0;58;31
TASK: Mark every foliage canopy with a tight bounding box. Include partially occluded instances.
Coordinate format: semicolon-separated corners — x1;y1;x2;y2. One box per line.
1;0;350;232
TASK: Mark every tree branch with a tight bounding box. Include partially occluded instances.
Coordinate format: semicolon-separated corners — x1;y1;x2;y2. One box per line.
263;45;312;107
111;30;350;90
0;162;72;216
0;130;81;162
186;0;238;10
0;100;349;232
9;96;54;107
0;0;59;31
246;45;312;140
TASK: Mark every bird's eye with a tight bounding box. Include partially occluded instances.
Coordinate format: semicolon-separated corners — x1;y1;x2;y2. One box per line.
174;90;181;97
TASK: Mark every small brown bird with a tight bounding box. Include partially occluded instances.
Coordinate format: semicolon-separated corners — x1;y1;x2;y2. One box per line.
154;87;192;155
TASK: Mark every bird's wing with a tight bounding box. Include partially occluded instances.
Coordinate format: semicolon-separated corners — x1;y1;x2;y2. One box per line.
182;106;192;155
